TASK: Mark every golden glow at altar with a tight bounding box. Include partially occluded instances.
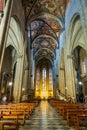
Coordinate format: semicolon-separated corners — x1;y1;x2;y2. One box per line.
35;90;53;99
35;63;53;99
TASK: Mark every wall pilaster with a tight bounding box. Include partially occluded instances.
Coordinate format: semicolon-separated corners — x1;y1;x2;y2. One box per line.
13;55;24;102
0;0;13;72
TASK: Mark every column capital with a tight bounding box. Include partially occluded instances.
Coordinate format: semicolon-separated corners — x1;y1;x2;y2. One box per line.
16;54;23;59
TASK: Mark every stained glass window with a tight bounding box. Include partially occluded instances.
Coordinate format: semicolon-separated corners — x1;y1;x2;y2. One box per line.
36;68;40;90
49;68;53;90
42;68;46;91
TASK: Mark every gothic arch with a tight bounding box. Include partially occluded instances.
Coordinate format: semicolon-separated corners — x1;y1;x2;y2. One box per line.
35;57;53;66
6;17;24;56
32;34;58;48
1;45;16;101
58;48;66;98
68;14;87;53
65;13;87;101
4;17;25;102
27;12;64;28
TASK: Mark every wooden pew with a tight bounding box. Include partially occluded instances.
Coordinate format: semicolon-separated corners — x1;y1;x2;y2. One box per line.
55;103;79;119
0;120;19;130
0;109;26;125
0;101;36;129
75;115;87;130
50;99;66;107
66;109;87;126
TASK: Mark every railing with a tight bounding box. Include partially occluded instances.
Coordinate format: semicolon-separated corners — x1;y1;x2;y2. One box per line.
56;89;73;101
59;91;67;99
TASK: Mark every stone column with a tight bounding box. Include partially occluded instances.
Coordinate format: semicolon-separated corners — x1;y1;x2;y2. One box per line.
47;67;49;98
64;47;76;102
13;55;24;103
31;59;35;90
80;0;87;46
52;65;56;97
21;68;29;101
46;67;49;91
0;0;13;72
23;68;28;91
27;37;31;90
40;67;42;97
29;48;33;89
58;49;65;96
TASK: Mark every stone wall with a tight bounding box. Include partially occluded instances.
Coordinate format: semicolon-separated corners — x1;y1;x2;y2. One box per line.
11;0;25;38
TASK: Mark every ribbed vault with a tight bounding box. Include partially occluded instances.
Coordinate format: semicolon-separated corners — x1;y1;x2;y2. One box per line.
22;0;69;62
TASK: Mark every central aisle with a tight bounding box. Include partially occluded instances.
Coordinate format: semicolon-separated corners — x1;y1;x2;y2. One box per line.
20;100;75;130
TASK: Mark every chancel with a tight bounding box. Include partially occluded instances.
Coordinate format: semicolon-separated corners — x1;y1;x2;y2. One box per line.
0;0;87;130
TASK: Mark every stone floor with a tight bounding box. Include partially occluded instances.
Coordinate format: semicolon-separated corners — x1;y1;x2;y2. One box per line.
19;100;87;130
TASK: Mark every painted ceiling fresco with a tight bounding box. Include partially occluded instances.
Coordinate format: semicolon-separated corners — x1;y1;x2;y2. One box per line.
30;20;58;40
22;0;69;62
33;37;57;54
22;0;66;18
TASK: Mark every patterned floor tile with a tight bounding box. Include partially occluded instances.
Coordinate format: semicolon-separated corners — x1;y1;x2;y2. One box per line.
19;101;79;130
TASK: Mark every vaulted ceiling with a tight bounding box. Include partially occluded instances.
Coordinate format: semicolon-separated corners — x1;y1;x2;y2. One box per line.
22;0;69;64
